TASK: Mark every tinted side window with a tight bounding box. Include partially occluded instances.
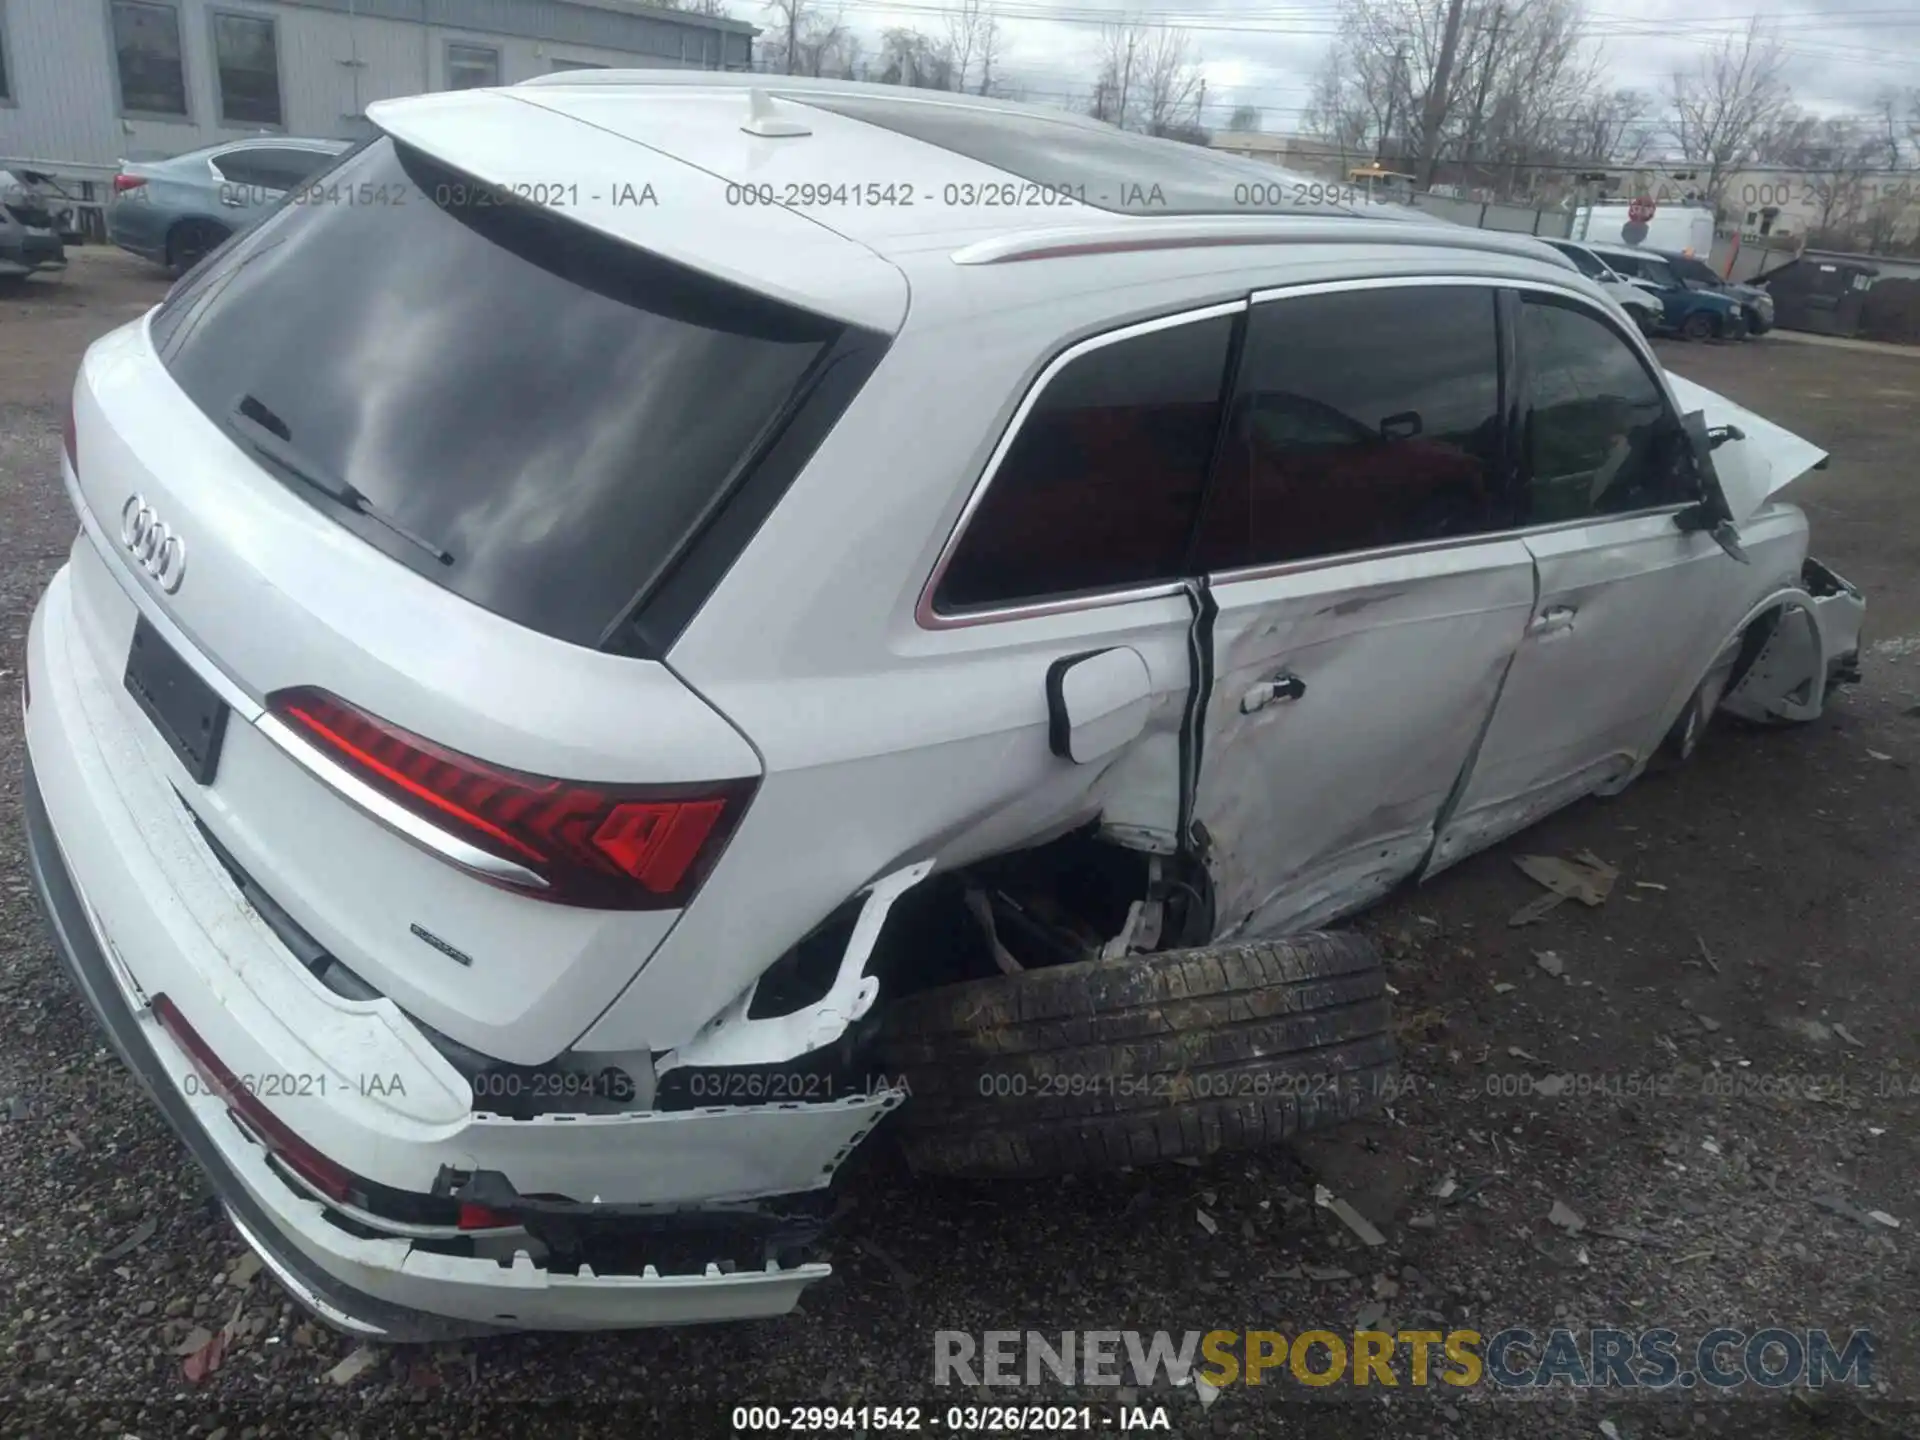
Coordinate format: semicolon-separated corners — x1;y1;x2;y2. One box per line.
935;314;1235;611
1193;285;1505;571
217;148;329;190
1520;296;1690;522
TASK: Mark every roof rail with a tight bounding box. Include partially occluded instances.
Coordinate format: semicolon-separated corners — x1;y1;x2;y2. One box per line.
951;216;1576;267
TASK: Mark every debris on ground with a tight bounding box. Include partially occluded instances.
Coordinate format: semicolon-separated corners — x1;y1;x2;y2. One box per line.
1535;950;1566;979
180;1327;226;1385
1781;1016;1836;1046
226;1251;262;1289
1834;1022;1865;1048
1355;1299;1388;1329
854;1236;918;1293
1592;1223;1664;1246
1510;851;1619;925
1534;1074;1570;1097
1547;1200;1587;1234
1695;934;1720;974
1812;1194;1901;1229
328;1346;383;1387
95;1216;157;1263
1314;1185;1385;1247
1492;981;1516;994
1195;1209;1219;1236
1193;1376;1221;1410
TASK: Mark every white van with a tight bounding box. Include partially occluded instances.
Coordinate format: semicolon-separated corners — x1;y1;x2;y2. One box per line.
1573;204;1716;257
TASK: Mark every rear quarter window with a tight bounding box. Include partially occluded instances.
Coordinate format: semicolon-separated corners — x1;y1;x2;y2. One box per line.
151;135;870;650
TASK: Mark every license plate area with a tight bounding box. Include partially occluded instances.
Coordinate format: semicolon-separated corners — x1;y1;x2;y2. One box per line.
124;617;229;784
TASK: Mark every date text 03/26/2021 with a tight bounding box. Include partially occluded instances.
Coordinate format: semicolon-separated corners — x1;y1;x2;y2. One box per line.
732;1405;1168;1432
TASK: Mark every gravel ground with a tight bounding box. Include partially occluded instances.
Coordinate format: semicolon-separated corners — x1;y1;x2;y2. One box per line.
1;251;1915;1439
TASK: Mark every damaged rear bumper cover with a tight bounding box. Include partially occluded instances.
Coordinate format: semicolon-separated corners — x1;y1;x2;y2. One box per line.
25;766;898;1337
22;566;900;1338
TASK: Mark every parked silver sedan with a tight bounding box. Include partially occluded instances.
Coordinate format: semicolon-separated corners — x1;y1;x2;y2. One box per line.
108;137;349;277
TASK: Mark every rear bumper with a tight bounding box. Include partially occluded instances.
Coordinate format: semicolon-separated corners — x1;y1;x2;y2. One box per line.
0;229;66;273
22;560;899;1336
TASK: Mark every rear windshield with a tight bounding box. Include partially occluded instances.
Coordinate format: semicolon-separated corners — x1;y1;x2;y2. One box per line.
151;136;848;648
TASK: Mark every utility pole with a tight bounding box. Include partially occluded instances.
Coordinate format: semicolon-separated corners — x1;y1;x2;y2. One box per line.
1117;29;1137;132
1416;0;1469;189
1195;77;1207;133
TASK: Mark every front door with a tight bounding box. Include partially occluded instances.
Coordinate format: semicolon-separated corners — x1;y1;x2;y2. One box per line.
1186;281;1537;937
1429;289;1733;872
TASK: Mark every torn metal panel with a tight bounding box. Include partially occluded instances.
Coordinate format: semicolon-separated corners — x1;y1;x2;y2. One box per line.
659;860;935;1072
1193;540;1537;939
1720;562;1865;724
1665;373;1829;525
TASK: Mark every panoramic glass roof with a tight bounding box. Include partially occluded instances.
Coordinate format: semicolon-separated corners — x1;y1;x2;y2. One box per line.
793;94;1401;219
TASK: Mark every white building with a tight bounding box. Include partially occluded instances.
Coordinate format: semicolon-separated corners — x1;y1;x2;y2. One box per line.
0;0;753;169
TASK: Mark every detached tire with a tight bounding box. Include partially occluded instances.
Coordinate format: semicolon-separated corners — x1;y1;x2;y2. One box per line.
874;932;1395;1179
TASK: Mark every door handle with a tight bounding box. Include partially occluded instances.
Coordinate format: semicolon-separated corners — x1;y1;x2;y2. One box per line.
1240;670;1306;714
1528;604;1578;637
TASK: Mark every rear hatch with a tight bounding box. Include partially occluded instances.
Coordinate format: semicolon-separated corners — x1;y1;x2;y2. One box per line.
62;96;898;1066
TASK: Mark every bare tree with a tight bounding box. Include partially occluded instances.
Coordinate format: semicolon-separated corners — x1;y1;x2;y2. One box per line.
973;11;1004;97
761;0;851;76
1088;21;1143;127
1227;104;1263;133
1665;17;1794;211
1137;26;1204;137
877;27;955;90
1307;0;1611;195
1563;88;1653;165
1768;116;1888;246
944;0;990;95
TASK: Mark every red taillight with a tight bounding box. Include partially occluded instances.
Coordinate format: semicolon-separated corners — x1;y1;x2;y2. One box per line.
112;173;147;194
267;687;753;910
457;1202;517;1231
151;993;357;1203
62;393;76;474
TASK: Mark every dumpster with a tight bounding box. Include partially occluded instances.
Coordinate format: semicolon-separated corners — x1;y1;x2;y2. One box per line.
1765;257;1878;338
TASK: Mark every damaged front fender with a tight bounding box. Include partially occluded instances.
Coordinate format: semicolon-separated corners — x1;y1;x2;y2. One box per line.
1719;560;1866;725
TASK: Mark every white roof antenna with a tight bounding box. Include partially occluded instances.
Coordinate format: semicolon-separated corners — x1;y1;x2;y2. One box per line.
742;89;811;138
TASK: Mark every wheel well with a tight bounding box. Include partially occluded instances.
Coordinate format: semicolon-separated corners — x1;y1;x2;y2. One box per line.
852;825;1214;1007
166;217;228;256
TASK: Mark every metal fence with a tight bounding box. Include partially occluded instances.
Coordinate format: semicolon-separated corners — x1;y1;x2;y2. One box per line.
1407;192;1574;238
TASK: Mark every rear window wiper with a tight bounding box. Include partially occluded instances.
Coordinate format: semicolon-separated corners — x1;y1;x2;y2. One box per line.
228;396;454;566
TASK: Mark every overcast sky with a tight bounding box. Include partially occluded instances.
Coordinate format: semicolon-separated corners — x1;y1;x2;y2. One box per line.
795;0;1920;134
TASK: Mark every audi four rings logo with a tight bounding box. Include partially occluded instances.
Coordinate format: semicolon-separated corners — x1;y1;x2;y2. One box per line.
119;495;187;593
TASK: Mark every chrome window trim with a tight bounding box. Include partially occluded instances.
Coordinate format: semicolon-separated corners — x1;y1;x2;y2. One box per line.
917;271;1684;630
1206;504;1687;593
915;298;1247;631
256;714;551;893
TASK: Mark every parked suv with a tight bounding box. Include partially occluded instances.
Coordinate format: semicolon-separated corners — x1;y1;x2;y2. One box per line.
1586;241;1747;341
1539;237;1665;333
1656;249;1775;335
25;75;1863;1338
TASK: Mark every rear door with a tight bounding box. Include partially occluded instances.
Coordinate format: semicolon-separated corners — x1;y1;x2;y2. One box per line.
1428;288;1728;871
1186;280;1537;937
